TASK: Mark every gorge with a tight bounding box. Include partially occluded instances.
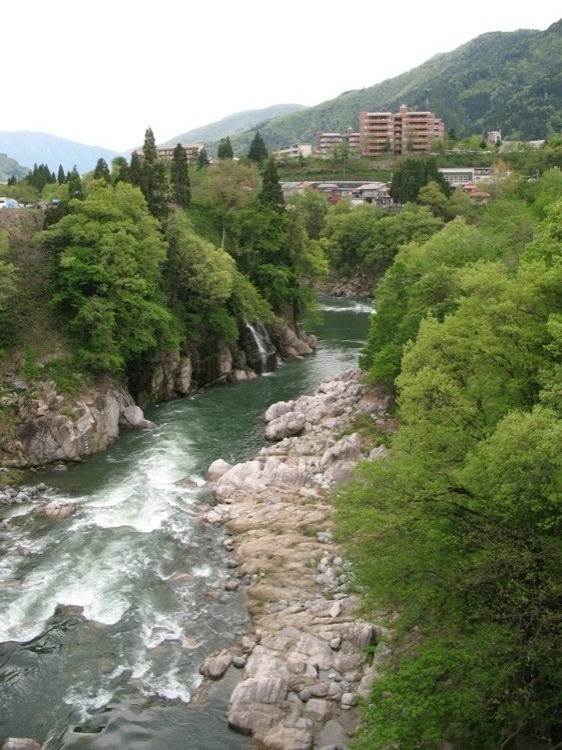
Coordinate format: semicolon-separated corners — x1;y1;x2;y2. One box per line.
0;297;373;749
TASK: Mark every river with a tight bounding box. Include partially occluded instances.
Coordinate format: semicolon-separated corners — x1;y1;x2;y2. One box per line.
0;297;372;749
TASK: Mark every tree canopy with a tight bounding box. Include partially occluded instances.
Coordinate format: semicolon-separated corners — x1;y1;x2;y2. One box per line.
337;169;562;750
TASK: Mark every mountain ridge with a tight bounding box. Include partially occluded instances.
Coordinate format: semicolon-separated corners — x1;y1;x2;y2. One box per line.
1;20;560;176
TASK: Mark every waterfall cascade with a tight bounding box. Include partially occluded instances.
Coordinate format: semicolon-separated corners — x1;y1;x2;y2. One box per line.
245;321;277;374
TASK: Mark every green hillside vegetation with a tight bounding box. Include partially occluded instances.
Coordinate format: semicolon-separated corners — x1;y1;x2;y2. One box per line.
0;128;330;398
336;167;562;749
226;20;562;154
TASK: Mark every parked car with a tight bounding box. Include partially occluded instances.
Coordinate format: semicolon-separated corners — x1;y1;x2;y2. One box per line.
0;197;20;208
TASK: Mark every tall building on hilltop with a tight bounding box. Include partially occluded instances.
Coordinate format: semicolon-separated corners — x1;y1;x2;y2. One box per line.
359;105;444;157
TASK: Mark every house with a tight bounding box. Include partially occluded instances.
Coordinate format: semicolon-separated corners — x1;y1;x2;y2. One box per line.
272;143;312;160
315;183;342;204
353;182;392;206
438;166;506;187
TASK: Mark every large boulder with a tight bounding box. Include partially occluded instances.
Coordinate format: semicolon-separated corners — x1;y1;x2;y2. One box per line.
15;380;135;466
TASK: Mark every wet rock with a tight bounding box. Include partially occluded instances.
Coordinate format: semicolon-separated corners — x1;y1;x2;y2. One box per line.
119;405;157;430
39;501;77;519
199;649;232;679
2;740;42;750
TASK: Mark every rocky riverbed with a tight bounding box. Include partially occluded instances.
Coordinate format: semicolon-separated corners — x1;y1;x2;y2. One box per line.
197;368;394;750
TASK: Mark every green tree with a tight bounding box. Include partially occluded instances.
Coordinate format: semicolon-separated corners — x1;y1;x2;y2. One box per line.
39;180;177;372
57;165;66;185
290;187;328;239
390;156;451;204
111;156;131;184
259;158;284;212
66;166;84;199
164;211;235;328
129;150;144;190
137;127;171;220
93;158;111;182
197;147;210;169
170;144;191;209
217;136;234;160
247;131;268;165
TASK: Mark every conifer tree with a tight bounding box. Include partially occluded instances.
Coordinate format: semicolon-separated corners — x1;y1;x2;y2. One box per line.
129;151;144;190
217;136;234;160
171;144;190;209
247;131;268;165
197;147;210;169
93;158;111;182
259;158;284;212
57;165;66;185
111;156;131;184
67;166;84;199
137;127;171;220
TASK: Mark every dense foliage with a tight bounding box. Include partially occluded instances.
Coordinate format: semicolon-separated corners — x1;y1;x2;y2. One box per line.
336;168;562;749
6;128;330;382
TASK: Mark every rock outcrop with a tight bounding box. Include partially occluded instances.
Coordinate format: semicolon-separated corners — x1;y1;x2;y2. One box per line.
199;369;393;750
0;376;155;468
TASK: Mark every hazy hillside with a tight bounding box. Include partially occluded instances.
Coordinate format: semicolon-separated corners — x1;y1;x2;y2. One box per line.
0;131;120;175
0;153;29;183
160;103;307;147
227;20;562;153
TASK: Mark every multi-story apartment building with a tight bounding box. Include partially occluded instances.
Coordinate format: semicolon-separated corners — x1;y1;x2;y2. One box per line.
315;130;360;156
359;105;444;157
155;143;204;164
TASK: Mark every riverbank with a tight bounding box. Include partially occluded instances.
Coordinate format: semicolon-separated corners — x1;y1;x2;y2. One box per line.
198;368;394;750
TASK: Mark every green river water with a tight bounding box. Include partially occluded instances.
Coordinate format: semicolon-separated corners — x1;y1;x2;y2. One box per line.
0;297;372;749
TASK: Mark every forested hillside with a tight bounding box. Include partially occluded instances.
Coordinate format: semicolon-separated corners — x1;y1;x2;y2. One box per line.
227;20;562;154
336;167;562;749
0;128;328;400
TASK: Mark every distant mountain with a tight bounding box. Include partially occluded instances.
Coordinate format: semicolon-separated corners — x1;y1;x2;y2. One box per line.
226;20;562;154
0;131;120;175
160;104;308;147
0;152;29;183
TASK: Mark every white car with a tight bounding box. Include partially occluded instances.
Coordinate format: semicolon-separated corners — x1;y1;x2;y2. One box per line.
0;197;20;208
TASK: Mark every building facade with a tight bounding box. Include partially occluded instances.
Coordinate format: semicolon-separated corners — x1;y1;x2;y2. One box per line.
155;144;204;164
271;143;313;160
315;130;360;156
359;105;444;157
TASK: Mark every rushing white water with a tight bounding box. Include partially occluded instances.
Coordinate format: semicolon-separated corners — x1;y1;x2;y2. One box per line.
0;297;372;748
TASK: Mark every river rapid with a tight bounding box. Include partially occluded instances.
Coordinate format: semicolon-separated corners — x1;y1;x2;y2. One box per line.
0;297;372;749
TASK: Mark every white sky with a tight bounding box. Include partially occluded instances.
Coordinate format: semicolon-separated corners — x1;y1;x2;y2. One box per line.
3;1;560;153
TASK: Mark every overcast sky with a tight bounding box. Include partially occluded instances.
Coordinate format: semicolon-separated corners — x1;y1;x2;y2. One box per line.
4;1;560;153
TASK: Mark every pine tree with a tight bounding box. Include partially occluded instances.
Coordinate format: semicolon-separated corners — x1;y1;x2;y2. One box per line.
93;158;111;182
129;151;144;190
142;126;158;163
111;156;131;184
259;158;284;212
67;166;84;199
136;127;171;220
57;165;66;185
171;144;190;209
197;147;210;169
247;131;268;164
217;136;234;160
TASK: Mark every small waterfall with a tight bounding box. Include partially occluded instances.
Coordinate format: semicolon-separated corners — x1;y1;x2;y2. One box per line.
245;320;277;374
